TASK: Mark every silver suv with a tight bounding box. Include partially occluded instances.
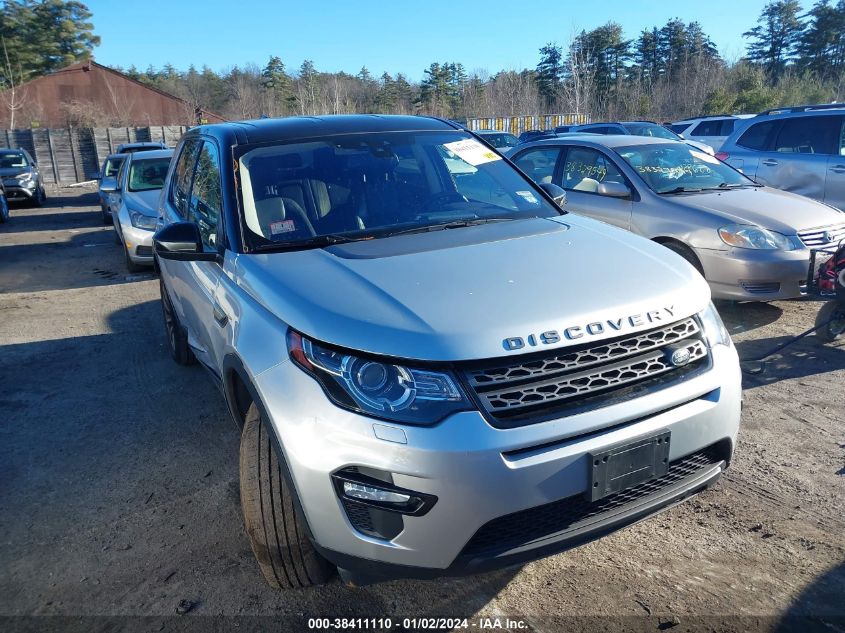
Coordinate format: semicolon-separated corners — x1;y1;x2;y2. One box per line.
717;105;845;211
153;115;741;587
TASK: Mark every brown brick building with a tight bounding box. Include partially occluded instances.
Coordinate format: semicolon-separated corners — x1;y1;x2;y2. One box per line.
0;60;224;129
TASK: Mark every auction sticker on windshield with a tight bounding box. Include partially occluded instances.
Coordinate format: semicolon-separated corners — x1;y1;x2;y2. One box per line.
443;139;501;166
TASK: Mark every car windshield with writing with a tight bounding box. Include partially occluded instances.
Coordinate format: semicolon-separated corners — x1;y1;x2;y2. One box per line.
0;152;27;168
236;132;560;250
128;158;170;192
616;143;752;194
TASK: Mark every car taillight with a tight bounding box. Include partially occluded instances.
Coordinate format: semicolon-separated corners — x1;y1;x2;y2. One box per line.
715;151;729;162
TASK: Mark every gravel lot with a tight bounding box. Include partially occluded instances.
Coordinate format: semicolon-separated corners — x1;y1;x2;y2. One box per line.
1;189;843;633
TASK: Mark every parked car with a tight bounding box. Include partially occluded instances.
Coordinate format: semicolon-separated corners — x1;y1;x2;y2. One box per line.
518;129;556;143
474;129;520;151
153;114;740;588
0;148;46;207
511;135;845;301
716;104;845;211
669;115;755;151
116;141;168;154
110;149;173;271
0;182;9;223
572;121;715;155
97;153;127;223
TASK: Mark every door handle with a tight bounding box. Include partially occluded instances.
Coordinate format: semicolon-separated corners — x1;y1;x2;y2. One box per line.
830;165;845;174
212;303;228;327
762;159;779;166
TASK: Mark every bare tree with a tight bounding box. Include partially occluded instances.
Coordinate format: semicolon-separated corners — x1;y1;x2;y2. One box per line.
0;37;29;129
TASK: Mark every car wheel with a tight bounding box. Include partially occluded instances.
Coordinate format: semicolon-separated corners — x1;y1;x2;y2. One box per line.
159;278;196;365
240;402;335;589
815;301;845;343
0;197;8;223
32;187;45;208
124;242;143;273
661;241;704;276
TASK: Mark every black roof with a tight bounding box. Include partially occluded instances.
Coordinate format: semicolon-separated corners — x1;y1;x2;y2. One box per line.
194;114;461;144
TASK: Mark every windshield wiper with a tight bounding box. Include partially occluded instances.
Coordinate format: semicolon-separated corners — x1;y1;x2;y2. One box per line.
659;186;703;195
382;217;518;238
249;233;372;253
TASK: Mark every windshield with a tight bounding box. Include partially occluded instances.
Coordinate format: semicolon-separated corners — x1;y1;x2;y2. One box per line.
104;157;125;177
0;152;27;168
128;157;170;192
616;143;752;193
236;131;559;249
480;133;519;149
622;123;680;141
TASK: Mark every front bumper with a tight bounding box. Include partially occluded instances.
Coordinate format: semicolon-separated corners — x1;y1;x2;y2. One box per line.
3;183;37;201
696;246;810;300
255;342;741;580
119;220;155;264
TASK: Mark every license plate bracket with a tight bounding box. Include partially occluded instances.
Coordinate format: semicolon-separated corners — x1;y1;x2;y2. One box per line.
588;431;671;502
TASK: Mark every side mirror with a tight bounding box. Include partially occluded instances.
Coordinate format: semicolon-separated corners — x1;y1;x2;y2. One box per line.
597;182;631;199
100;176;117;192
153;222;218;262
539;182;567;207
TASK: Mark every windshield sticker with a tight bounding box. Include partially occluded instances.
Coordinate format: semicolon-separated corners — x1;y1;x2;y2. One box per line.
516;190;538;204
443;139;501;166
690;150;720;164
270;219;296;235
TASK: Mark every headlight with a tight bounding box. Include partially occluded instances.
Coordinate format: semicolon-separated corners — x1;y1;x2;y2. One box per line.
699;302;731;348
287;331;470;425
718;224;796;250
129;210;157;230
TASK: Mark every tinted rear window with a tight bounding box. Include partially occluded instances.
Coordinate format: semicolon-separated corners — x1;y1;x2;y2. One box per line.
772;116;840;155
736;121;778;150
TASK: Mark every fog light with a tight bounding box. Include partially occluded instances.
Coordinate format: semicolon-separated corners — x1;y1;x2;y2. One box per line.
331;468;437;516
343;482;411;504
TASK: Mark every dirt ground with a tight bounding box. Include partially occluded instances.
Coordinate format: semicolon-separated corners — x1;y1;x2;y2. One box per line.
0;189;843;633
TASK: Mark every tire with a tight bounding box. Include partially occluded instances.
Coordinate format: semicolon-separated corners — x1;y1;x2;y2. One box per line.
815;301;845;343
103;209;112;225
124;243;143;273
159;278;196;365
661;241;704;276
31;186;45;208
239;403;335;589
0;197;8;223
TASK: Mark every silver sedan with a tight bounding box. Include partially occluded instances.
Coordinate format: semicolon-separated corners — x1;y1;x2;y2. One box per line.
510;135;845;301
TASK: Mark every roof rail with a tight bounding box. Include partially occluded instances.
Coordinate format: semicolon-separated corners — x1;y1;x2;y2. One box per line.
756;103;845;116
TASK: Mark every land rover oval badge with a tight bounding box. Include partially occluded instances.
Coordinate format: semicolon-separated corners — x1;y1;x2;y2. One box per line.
670;348;692;367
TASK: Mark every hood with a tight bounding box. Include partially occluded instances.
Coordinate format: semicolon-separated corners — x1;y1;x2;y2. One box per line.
234;217;710;362
672;186;844;234
123;189;161;215
0;166;33;178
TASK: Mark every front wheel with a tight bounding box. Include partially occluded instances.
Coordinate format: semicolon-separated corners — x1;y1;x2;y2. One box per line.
815;301;845;343
661;241;704;277
239;403;335;589
159;278;196;365
0;196;8;223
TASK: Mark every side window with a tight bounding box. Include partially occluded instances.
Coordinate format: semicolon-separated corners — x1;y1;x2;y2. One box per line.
513;148;561;184
691;120;723;136
116;160;128;188
170;139;200;217
188;141;223;250
737;121;778;151
773;116;839;155
561;147;625;193
839;118;845;156
720;119;737;135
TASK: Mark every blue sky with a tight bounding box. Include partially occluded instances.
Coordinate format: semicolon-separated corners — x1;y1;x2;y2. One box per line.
86;0;814;79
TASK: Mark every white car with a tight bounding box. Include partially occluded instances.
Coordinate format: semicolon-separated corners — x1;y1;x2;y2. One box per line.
669;115;755;152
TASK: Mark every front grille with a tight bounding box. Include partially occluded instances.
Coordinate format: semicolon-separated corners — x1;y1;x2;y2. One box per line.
799;222;845;247
463;318;709;428
461;446;722;558
741;281;781;294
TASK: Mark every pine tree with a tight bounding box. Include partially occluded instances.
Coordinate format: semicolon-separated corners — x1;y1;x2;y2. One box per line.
536;43;564;108
743;0;804;78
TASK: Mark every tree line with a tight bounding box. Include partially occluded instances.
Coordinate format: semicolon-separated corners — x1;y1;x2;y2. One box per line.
1;0;843;128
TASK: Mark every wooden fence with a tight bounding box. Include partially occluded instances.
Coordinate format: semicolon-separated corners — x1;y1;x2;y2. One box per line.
467;113;591;136
1;126;188;184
